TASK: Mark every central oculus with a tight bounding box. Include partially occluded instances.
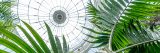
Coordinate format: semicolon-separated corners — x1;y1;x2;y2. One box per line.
53;10;66;24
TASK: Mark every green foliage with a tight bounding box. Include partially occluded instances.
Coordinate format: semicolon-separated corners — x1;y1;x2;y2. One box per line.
0;1;16;35
0;49;8;53
0;21;69;53
86;0;160;53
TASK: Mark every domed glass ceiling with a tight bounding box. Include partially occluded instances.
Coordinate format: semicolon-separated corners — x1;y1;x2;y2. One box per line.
10;0;94;52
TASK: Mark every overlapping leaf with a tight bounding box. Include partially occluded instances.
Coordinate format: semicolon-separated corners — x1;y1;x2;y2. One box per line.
0;1;15;35
0;21;69;53
86;0;160;53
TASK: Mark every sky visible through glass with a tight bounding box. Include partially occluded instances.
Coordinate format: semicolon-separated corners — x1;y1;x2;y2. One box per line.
11;0;95;52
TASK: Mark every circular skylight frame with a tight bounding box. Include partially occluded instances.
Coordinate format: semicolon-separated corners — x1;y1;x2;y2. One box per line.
11;0;94;52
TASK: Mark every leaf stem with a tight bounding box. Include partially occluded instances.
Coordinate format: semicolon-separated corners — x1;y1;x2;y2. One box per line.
108;23;117;52
108;0;133;52
115;38;160;53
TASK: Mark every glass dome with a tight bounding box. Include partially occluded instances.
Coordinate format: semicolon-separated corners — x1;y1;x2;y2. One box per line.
11;0;95;52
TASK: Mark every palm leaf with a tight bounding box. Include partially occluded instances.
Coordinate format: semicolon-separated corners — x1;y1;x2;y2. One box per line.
45;22;58;53
0;28;35;53
55;36;63;53
22;21;51;53
0;49;8;53
0;38;25;53
86;0;160;53
0;21;70;53
63;35;68;53
45;22;69;53
17;25;44;53
0;1;15;33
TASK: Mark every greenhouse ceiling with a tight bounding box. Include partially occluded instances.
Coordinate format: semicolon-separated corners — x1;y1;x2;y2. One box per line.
1;0;160;53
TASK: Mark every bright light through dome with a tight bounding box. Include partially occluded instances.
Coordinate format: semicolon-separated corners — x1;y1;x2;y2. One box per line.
11;0;94;52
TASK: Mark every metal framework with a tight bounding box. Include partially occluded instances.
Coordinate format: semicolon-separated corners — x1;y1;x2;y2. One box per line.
12;0;96;52
0;0;102;52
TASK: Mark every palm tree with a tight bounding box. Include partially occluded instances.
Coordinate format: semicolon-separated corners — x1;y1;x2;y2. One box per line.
0;21;69;53
85;0;160;53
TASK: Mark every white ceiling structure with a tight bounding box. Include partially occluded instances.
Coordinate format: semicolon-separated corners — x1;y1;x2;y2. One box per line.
0;0;104;52
12;0;98;53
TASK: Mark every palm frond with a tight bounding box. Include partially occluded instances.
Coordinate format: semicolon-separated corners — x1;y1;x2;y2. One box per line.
45;22;58;53
0;1;16;35
17;25;44;53
0;38;26;53
0;27;36;53
0;49;9;53
63;35;68;53
22;21;51;53
86;0;160;52
0;21;69;53
45;22;69;53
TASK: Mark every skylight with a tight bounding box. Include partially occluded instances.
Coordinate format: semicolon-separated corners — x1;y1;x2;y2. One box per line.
12;0;93;52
